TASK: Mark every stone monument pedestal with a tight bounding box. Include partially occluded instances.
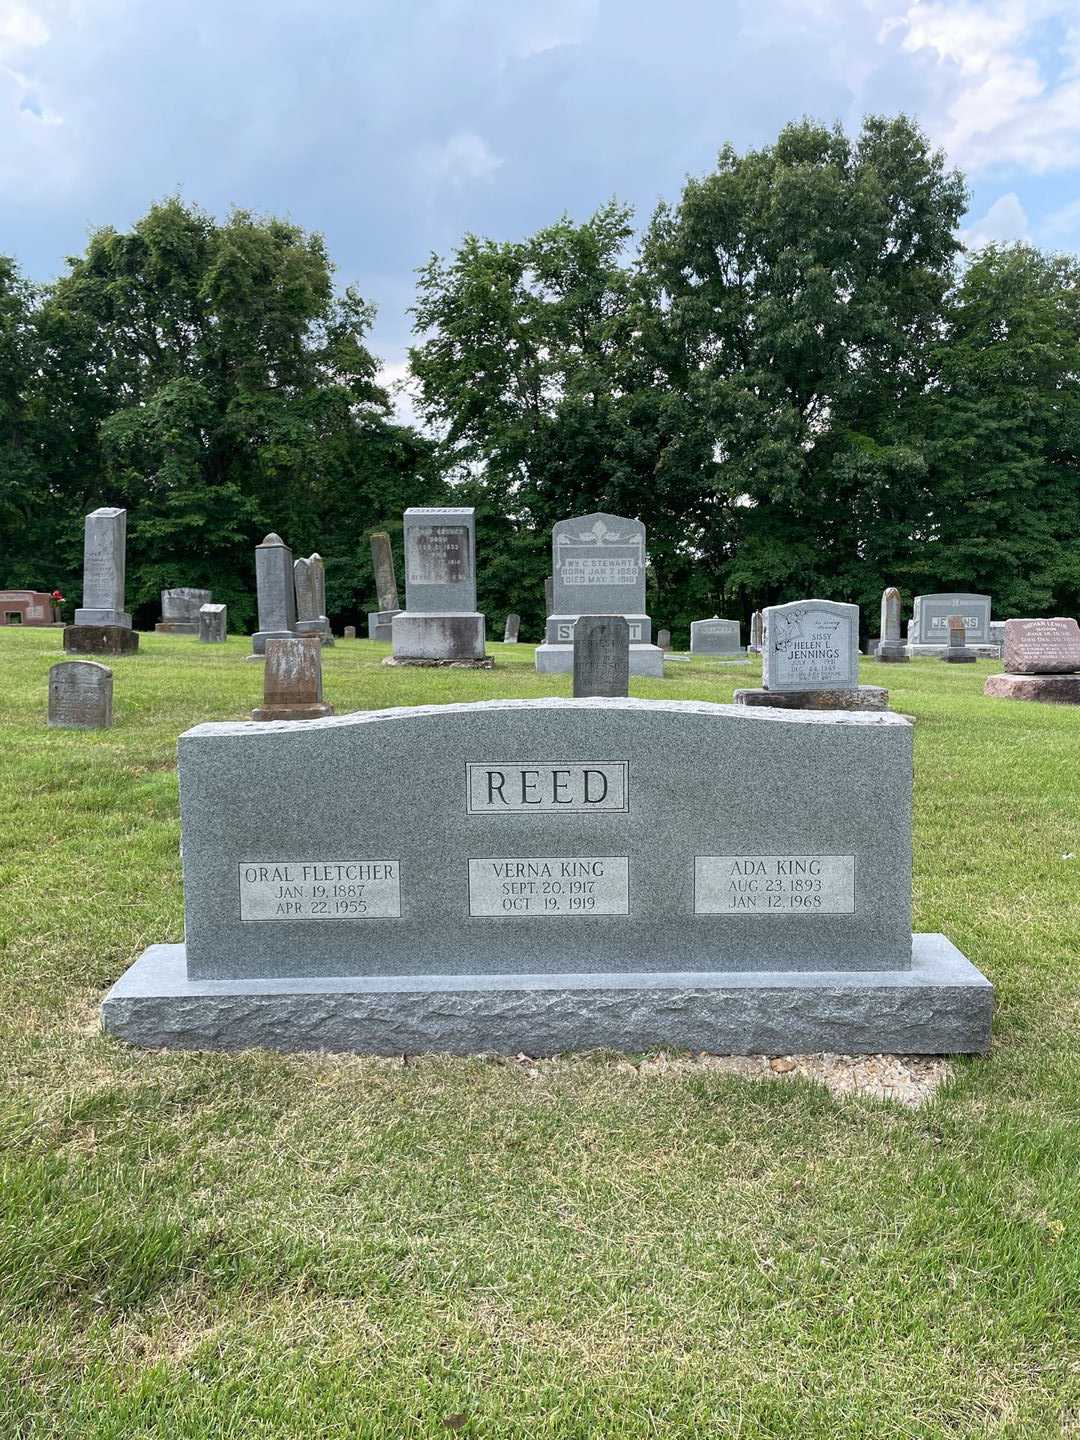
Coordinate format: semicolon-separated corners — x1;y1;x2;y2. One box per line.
390;612;487;662
877;642;909;663
155;620;199;636
535;641;663;677
983;673;1080;704
63;624;139;656
733;685;888;712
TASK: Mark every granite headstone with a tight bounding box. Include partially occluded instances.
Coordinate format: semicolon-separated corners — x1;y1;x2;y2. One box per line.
573;615;630;698
762;600;859;692
504;613;521;644
48;660;112;729
690;617;742;657
156;588;211;635
251;533;296;656
391;508;486;662
252;635;333;721
65;506;139;655
877;587;908;663
199;603;227;644
367;532;402;642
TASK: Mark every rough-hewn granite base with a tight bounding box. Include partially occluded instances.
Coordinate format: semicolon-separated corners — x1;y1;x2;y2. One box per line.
733;685;889;712
63;624;139;656
101;934;992;1056
154;621;199;635
984;673;1080;704
382;655;496;669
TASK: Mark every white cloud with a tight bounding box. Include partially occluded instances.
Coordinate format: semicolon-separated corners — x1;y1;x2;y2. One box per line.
1041;195;1080;240
415;130;503;187
960;191;1031;249
889;1;1080;174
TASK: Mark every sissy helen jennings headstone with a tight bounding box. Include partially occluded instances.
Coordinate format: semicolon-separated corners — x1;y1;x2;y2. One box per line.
101;697;992;1056
736;598;887;709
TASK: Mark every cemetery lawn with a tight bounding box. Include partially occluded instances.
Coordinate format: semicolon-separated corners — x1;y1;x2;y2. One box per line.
3;629;1080;1440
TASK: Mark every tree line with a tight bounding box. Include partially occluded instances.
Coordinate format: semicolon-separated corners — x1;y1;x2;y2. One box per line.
2;114;1078;640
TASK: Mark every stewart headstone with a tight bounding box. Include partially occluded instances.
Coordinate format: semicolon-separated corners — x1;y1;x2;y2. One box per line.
535;513;662;677
48;660;112;729
102;697;993;1056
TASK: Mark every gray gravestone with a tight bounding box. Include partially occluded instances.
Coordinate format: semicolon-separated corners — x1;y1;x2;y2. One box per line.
294;557;322;640
877;587;908;663
657;628;671;651
251;533;296;656
910;593;992;655
65;506;138;655
311;553;333;645
503;613;520;644
48;660;112;729
690;617;742;656
391;508;486;662
535;513;662;676
156;588;211;635
749;611;763;653
367;532;402;642
199;603;227;644
102;697;992;1056
943;615;976;663
544;574;554;614
344;625;357;640
74;507;130;627
573;615;630;697
252;635;333;721
763;600;860;692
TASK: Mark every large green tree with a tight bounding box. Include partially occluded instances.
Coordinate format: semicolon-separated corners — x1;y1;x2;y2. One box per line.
7;199;437;627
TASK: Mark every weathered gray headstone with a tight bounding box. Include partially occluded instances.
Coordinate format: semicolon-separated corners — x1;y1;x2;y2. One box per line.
310;553;333;645
535;513;662;676
503;613;521;644
657;628;671;651
250;533;296;656
763;600;859;692
942;615;976;664
101;697;993;1057
252;635;333;721
910;593;992;655
343;625;357;640
367;532;402;643
294;557;322;640
48;660;112;729
74;507;130;627
65;506;139;655
690;617;742;656
199;603;227;644
391;508;486;663
573;615;630;697
749;611;763;653
544;574;554;614
156;588;211;635
877;587;909;663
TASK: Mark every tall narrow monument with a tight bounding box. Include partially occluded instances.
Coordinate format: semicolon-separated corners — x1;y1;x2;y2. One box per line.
64;506;139;655
390;508;487;664
367;532;402;643
534;513;663;677
250;533;296;656
877;587;909;663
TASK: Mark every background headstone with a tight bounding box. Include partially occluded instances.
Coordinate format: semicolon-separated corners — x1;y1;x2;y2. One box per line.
943;614;976;663
910;593;992;653
573;614;630;698
503;613;520;643
367;532;402;643
391;508;486;662
749;611;763;653
199;603;227;644
311;554;333;645
877;587;909;663
250;533;296;656
157;587;211;635
544;574;554;614
762;600;859;692
48;660;112;729
252;635;333;720
1002;617;1080;674
657;628;671;651
344;625;357;640
294;557;322;639
690;617;741;656
74;507;130;628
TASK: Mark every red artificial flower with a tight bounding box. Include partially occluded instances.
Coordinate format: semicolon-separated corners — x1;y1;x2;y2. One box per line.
51;590;64;600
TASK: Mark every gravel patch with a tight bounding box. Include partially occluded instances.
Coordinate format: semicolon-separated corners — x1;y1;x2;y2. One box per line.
611;1051;951;1105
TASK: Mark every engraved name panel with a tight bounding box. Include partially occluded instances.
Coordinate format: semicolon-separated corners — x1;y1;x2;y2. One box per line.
466;761;628;814
469;856;629;917
407;526;469;585
695;855;855;915
239;860;401;921
559;556;640;587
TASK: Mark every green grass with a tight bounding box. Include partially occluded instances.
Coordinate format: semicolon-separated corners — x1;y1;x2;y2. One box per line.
1;628;1079;1438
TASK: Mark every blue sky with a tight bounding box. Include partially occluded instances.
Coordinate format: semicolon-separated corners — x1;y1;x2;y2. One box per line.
4;0;1080;401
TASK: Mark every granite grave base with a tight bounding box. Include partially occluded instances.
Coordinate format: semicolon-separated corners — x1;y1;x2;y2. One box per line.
908;644;999;659
102;934;992;1056
382;654;495;669
154;621;199;636
535;643;664;677
983;673;1080;704
63;624;139;656
733;685;888;712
